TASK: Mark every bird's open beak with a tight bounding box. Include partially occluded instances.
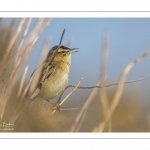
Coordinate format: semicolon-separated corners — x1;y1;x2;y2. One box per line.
70;48;79;53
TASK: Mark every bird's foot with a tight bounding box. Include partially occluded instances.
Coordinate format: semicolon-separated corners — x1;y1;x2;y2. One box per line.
49;101;61;113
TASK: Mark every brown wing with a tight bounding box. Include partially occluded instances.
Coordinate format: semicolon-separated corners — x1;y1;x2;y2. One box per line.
29;62;56;100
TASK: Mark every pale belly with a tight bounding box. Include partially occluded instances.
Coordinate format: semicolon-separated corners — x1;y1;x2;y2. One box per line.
38;70;69;100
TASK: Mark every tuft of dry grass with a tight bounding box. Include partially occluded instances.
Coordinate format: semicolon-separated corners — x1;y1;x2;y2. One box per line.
0;18;52;126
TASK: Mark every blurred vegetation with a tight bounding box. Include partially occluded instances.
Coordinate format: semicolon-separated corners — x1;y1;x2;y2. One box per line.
0;18;150;132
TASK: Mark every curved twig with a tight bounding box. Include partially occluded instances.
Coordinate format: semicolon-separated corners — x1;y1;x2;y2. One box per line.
51;78;83;115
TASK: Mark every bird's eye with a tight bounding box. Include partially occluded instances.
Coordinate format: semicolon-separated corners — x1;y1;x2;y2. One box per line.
61;51;66;54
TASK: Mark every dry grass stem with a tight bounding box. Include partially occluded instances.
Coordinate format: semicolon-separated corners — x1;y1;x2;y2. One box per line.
68;75;150;90
70;81;100;132
99;33;111;131
98;48;150;132
15;19;52;75
1;18;27;69
51;78;83;115
110;48;150;114
14;18;32;66
66;35;74;47
17;66;29;97
22;77;32;99
60;107;81;111
0;19;15;69
38;38;50;66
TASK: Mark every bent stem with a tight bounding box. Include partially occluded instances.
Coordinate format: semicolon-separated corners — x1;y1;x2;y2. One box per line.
98;48;150;132
51;78;83;115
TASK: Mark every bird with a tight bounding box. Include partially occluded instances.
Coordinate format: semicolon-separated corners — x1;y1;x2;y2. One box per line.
26;29;78;104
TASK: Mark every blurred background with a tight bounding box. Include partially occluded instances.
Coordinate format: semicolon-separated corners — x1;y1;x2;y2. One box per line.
0;18;150;132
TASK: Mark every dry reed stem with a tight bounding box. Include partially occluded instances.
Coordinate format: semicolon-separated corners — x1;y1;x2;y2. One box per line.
66;35;74;47
0;19;15;68
17;66;29;97
38;38;50;66
21;76;32;99
14;19;45;74
99;33;111;131
70;81;100;132
67;75;150;90
6;18;28;84
51;78;83;115
10;19;32;88
14;18;32;66
10;19;32;94
98;48;150;132
60;107;81;111
1;18;27;69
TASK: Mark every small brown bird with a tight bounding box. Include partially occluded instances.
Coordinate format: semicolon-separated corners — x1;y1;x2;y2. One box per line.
26;29;78;102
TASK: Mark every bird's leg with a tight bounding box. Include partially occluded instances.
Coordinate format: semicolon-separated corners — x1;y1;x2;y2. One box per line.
49;85;73;112
48;85;73;112
49;100;61;113
57;85;73;103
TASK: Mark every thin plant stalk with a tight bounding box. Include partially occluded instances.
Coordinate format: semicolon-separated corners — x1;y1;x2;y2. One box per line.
38;38;50;66
70;81;100;132
14;18;32;66
99;33;111;131
17;66;29;97
98;48;150;132
51;78;83;115
1;18;27;70
0;19;15;67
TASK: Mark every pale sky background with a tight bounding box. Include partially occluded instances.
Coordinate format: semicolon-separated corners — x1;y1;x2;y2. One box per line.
2;18;150;98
